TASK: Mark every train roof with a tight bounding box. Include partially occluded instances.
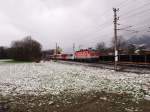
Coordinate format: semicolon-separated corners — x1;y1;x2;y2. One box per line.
75;49;99;52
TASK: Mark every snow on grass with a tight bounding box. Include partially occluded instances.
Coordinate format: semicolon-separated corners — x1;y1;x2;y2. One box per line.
0;61;150;100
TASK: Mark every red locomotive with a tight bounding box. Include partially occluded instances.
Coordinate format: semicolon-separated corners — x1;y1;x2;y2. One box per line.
49;49;100;62
74;49;100;62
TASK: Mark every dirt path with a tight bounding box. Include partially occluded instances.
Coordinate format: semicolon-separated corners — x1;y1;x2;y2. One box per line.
0;92;150;112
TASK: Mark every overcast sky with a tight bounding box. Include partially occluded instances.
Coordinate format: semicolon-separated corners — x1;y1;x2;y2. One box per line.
0;0;150;52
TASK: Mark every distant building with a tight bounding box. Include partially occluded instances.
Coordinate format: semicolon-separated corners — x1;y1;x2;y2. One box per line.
142;48;150;55
42;49;55;60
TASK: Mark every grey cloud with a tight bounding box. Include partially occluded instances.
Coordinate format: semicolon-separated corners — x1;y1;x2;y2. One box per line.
0;0;149;52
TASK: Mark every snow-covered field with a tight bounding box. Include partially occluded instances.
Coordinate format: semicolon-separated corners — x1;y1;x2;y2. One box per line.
0;60;150;100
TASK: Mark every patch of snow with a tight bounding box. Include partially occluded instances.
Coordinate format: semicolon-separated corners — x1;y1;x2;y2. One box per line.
144;95;150;101
99;97;107;101
0;61;150;100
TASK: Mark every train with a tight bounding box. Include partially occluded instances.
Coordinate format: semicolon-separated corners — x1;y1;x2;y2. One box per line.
50;49;100;62
74;49;100;62
49;49;150;63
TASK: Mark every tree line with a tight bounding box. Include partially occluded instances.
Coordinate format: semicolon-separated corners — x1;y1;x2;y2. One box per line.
0;36;42;62
95;36;150;55
0;35;150;61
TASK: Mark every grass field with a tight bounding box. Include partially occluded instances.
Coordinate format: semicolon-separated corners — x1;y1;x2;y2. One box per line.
0;59;32;64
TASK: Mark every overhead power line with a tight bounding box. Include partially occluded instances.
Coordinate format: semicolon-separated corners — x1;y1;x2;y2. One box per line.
116;0;131;8
120;1;150;18
120;5;150;20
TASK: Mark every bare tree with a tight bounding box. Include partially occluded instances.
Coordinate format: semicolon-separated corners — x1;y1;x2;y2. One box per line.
127;44;136;54
111;36;128;54
96;42;107;52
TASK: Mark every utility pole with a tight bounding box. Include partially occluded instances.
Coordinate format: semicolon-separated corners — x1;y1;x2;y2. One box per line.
55;43;57;60
73;43;75;59
113;8;119;71
73;43;75;53
56;43;58;55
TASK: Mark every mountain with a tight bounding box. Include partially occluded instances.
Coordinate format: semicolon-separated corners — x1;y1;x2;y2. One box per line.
127;35;150;48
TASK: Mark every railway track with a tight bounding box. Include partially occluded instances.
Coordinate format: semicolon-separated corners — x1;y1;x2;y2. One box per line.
57;60;150;74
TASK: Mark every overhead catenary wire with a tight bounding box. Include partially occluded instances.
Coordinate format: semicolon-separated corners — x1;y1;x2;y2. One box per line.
75;0;150;50
97;0;150;35
119;3;150;20
116;0;150;28
80;0;133;38
120;1;150;15
115;0;131;8
114;0;150;36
